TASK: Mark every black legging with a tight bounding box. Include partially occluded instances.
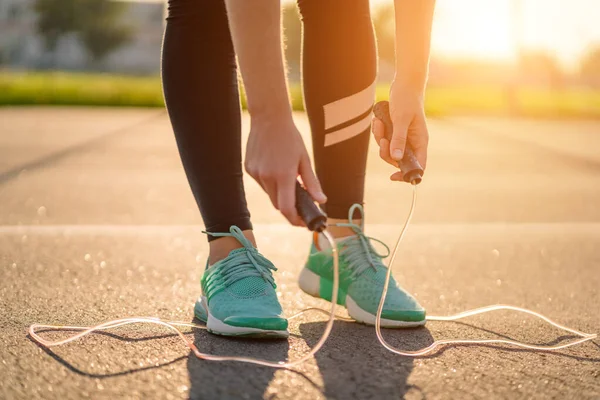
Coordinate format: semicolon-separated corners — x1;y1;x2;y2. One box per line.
162;0;376;240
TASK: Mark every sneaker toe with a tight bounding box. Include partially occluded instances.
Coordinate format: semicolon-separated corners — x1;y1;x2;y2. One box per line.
224;316;288;331
381;308;426;322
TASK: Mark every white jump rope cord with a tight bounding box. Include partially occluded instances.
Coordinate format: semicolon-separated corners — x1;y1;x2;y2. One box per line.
29;185;597;367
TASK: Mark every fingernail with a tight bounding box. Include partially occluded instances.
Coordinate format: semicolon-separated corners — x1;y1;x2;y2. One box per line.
392;149;403;160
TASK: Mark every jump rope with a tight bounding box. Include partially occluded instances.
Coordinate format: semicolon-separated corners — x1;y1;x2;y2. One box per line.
29;102;597;368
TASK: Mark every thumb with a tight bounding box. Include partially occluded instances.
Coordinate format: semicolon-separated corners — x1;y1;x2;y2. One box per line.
299;155;327;204
390;113;411;162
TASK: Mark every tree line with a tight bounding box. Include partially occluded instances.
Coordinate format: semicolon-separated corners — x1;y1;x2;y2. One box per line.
34;0;132;67
33;0;600;85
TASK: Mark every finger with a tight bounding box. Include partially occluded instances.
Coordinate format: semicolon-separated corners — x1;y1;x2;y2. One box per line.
277;177;303;227
390;113;411;162
379;138;398;167
371;118;385;143
254;172;279;210
409;116;429;170
260;178;279;211
299;155;327;204
390;171;404;182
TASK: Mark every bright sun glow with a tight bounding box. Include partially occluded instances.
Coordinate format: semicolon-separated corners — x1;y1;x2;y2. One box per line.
369;0;600;69
432;0;513;61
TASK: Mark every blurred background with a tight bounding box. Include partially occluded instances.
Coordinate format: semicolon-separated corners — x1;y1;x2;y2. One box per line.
2;2;600;398
1;0;599;116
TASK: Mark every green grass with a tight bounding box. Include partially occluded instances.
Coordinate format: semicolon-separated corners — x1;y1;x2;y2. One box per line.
2;71;600;118
0;71;163;107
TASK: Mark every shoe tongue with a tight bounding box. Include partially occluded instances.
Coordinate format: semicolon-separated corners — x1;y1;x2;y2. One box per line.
228;276;268;297
212;247;271;296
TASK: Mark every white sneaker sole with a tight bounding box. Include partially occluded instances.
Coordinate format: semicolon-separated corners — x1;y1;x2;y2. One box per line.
298;268;426;328
195;296;289;338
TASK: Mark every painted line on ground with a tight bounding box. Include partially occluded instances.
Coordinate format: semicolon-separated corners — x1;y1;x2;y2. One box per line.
1;223;599;236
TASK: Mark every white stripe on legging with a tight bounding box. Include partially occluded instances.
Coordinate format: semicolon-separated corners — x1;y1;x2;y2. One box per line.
324;112;372;147
323;79;376;130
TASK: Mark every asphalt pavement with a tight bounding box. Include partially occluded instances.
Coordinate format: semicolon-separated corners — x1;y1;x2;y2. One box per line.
1;107;599;399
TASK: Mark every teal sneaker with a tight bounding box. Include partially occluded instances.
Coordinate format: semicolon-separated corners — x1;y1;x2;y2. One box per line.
298;204;426;328
194;226;288;338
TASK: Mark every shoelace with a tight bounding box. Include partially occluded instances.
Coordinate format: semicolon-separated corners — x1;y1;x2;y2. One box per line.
203;226;277;291
332;204;390;280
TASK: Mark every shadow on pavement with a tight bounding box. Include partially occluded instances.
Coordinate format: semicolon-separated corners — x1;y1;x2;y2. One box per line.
27;331;187;378
426;321;600;362
186;319;291;400
299;321;434;400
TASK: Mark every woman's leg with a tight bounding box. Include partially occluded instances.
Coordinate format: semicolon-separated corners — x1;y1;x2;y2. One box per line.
298;0;377;235
162;0;254;260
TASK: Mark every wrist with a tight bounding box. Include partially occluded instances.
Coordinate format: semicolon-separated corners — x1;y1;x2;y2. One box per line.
392;71;428;93
391;75;427;99
249;108;296;136
248;101;293;124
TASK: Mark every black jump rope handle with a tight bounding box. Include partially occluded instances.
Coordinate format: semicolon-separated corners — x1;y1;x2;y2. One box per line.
295;181;327;232
372;101;423;184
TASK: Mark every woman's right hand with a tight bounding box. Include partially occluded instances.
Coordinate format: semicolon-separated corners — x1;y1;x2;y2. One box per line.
371;80;429;182
245;114;327;226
